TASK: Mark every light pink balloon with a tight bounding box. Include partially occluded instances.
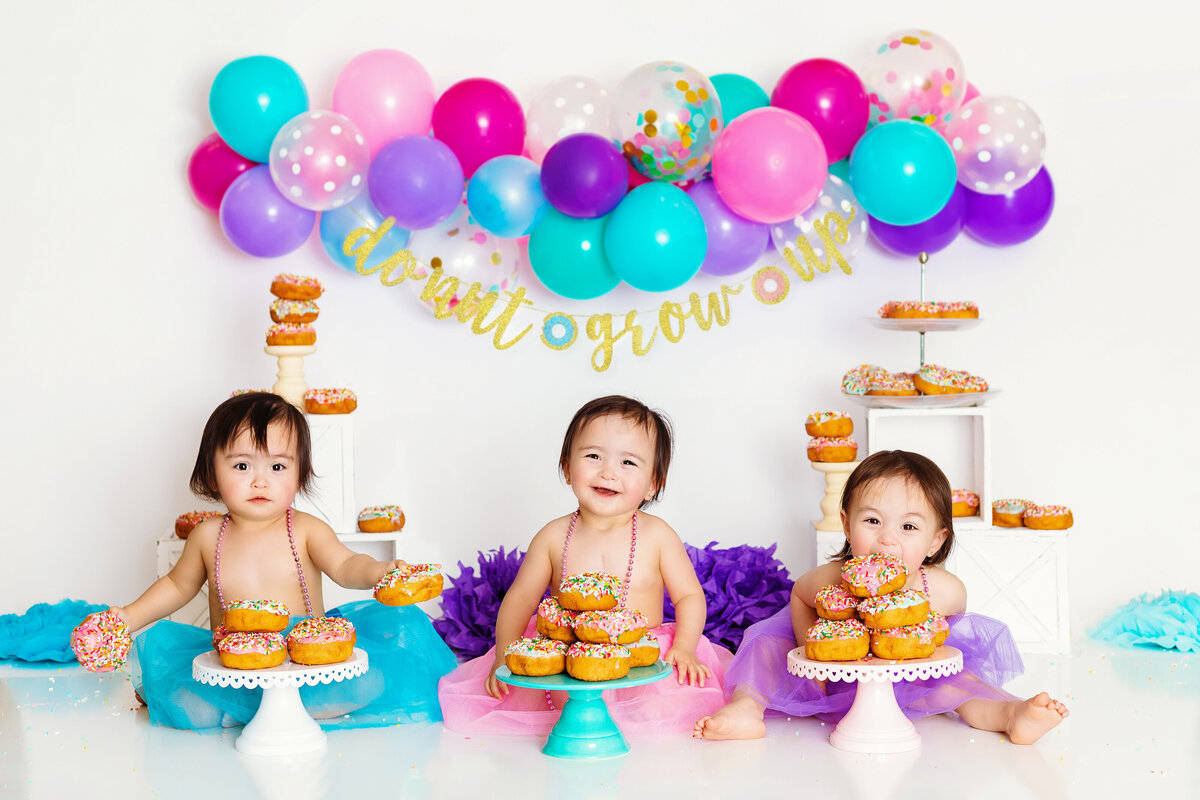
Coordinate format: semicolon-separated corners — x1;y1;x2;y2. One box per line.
333;49;435;159
710;107;828;224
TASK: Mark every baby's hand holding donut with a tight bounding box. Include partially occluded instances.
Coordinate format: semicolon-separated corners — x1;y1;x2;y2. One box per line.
664;646;711;687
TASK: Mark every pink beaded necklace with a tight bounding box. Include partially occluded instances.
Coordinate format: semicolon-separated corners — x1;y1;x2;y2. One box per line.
560;508;637;609
214;507;313;616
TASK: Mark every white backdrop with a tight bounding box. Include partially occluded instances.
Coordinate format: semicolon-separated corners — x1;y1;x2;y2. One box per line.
2;0;1197;637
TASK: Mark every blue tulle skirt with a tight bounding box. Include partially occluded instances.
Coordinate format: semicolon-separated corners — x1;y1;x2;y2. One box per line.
134;600;456;730
1089;590;1200;652
725;604;1023;722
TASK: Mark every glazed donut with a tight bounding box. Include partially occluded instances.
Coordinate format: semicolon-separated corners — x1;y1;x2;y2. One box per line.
266;323;316;347
286;617;356;665
841;553;908;598
211;624;230;650
1022;504;1074;530
806;436;858;463
270;298;320;324
224;600;289;633
270;273;323;301
535;597;577;643
881;300;939;319
628;632;661;668
869;623;936;660
857;590;931;630
914;364;988;395
842;364;884;396
217;631;287;670
175;510;223;539
805;411;853;438
814;584;860;621
504;637;567;676
804;619;869;662
373;564;443;605
937;301;979;319
357;505;404;533
565;641;631;681
992;498;1032;528
926;611;950;646
572;609;648;646
868;371;919;397
952;489;980;518
304;388;356;415
70;611;131;672
557;572;620;612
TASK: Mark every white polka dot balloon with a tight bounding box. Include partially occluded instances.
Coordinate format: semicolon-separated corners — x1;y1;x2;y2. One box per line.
770;175;869;265
268;109;370;211
525;75;612;165
944;95;1045;195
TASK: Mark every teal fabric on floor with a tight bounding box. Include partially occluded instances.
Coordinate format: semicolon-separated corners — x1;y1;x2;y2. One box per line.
0;600;107;663
1089;590;1200;652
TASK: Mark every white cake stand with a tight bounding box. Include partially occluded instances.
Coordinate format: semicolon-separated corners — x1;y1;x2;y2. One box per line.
192;648;368;756
787;645;963;753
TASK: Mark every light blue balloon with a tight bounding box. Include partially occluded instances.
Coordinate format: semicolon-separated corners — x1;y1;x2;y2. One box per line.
209;56;309;163
319;188;411;274
709;73;769;124
603;183;707;293
466;155;548;238
848;120;957;226
528;210;620;299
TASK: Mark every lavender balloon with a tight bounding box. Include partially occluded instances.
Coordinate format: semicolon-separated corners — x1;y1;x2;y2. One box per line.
964;167;1054;246
219;165;316;257
368;135;464;230
540;133;628;219
871;183;966;256
687;179;768;276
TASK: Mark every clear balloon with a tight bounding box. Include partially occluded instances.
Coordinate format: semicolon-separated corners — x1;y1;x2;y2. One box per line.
849;120;957;226
709;73;769;125
963;167;1054;246
870;182;965;255
687;180;768;277
604;183;707;292
187;133;257;213
540;133;629;219
528;210;621;299
770;174;869;265
770;58;868;163
406;204;521;312
219;165;316;258
268;110;370;211
432;78;526;178
944;95;1046;194
368;135;464;230
466;155;548;238
332;49;435;159
859;29;966;132
611;61;724;183
319;185;411;273
209;56;309;163
524;75;612;165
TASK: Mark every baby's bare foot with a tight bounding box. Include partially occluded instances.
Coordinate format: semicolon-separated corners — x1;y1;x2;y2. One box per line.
692;696;766;740
1008;692;1068;745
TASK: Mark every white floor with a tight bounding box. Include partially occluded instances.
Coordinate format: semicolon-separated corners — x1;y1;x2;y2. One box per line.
1;638;1196;800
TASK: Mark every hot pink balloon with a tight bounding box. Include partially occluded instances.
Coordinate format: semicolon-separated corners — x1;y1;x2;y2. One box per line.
332;49;435;159
771;58;868;163
432;78;526;178
710;107;828;224
963;82;981;104
187;132;257;213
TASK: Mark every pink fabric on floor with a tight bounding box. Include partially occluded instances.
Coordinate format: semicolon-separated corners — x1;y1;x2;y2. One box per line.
439;618;732;737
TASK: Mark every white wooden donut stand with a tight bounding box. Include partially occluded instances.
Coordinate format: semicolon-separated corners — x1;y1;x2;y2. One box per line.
265;344;315;409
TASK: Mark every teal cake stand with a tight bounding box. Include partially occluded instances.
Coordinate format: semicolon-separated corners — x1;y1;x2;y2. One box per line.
497;661;672;759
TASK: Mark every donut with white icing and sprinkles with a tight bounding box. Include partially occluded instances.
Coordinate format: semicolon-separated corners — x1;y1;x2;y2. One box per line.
536;597;577;643
270;273;323;300
804;618;869;661
70;611;131;672
304;388;356;414
286;617;356;665
1022;504;1073;530
992;498;1032;528
558;572;620;612
628;631;660;667
224;599;289;633
937;301;978;319
879;300;938;319
814;584;860;621
374;564;443;605
270;298;320;324
805;411;853;438
505;636;567;676
565;641;631;681
868;371;919;396
858;589;930;630
357;504;404;532
913;364;988;396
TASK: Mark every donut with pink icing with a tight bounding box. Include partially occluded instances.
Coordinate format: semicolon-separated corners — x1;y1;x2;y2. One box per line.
1022;504;1073;530
841;553;908;598
806;436;858;463
535;597;577;642
304;388;356;415
870;622;936;660
858;589;930;630
572;608;648;645
804;618;869;661
814;584;860;621
266;323;316;347
952;489;980;518
286;617;356;665
174;510;223;539
937;301;979;319
217;631;287;669
270;273;323;300
926;611;950;646
880;300;939;319
70;611;131;672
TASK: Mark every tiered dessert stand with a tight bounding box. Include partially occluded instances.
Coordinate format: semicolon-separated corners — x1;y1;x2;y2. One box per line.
497;661;672;759
264;344;315;408
192;648;368;756
787;646;963;753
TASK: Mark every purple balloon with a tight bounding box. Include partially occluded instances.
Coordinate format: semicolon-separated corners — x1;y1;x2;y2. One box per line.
687;180;769;276
964;167;1055;246
871;183;966;256
368;135;464;230
218;165;315;257
540;133;628;219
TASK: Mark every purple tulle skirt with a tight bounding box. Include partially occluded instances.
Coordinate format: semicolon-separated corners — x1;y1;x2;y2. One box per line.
439;618;733;737
726;605;1023;722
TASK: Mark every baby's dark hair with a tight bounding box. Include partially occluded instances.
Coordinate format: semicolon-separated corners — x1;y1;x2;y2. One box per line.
559;395;673;508
832;449;955;566
189;392;314;501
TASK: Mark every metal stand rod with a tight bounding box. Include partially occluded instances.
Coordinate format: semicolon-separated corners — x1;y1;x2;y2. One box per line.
918;252;928;368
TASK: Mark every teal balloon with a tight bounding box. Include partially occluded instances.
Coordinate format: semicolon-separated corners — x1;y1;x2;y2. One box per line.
848;120;957;226
604;183;707;293
319;188;410;274
710;73;769;123
828;157;850;183
528;210;620;299
210;56;309;163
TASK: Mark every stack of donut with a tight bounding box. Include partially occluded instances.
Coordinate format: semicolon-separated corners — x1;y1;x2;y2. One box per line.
266;274;321;347
992;498;1073;530
804;554;949;662
842;364;987;398
214;599;358;668
805;411;858;463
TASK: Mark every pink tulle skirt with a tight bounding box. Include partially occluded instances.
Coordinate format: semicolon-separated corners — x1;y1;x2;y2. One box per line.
439;619;733;737
726;605;1023;722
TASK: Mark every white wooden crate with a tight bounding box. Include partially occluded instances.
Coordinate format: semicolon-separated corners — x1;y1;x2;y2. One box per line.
294;414;357;533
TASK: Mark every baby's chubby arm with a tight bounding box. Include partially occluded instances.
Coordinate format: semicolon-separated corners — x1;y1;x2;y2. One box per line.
485;523;557;699
658;524;711;686
303;513;409;589
111;521;213;632
924;566;967;616
789;561;844;643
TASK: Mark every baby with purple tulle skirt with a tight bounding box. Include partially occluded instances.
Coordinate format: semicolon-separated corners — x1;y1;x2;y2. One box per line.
694;449;1068;744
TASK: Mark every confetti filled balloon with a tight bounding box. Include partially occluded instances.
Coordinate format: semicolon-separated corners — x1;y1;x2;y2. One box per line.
611;61;724;183
770;174;869;264
406;204;520;313
269;110;370;211
859;29;966;131
944;95;1046;194
525;75;612;165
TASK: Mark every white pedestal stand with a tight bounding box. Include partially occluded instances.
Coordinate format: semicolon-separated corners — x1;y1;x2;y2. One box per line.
787;645;963;753
192;648;368;756
810;460;860;531
265;345;316;408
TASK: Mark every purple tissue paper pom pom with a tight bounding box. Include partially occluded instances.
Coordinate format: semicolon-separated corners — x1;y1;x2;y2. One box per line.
434;547;526;661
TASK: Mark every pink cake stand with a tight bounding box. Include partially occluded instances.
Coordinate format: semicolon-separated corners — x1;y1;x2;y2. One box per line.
787;645;963;753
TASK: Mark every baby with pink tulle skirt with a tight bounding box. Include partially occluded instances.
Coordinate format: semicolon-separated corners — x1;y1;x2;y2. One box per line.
438;395;732;737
